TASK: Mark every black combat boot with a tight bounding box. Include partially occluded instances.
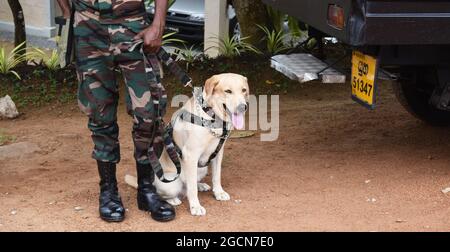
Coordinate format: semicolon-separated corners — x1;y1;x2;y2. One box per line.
136;162;176;222
97;161;125;222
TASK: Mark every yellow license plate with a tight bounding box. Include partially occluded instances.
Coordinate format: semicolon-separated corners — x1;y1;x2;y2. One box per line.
351;50;378;109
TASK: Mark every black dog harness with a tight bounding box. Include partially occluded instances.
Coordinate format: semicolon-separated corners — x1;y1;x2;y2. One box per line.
127;40;230;182
167;87;231;168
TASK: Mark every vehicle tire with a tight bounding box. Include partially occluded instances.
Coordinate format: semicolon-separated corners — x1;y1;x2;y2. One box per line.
392;67;450;126
229;17;240;40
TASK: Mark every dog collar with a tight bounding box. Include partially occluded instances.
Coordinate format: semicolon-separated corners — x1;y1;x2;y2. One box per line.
193;87;215;118
173;87;231;139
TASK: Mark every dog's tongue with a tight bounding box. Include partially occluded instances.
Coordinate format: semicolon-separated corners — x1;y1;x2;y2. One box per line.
232;113;244;130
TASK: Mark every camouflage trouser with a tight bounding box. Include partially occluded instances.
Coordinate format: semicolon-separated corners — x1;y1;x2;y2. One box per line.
74;11;167;164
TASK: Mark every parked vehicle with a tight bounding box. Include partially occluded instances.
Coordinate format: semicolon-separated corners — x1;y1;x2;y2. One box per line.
147;0;240;42
263;0;450;125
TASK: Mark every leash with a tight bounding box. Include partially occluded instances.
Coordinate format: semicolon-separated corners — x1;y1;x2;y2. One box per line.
125;40;187;183
127;40;193;88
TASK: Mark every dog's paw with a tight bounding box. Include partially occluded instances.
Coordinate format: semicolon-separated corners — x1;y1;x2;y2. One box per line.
190;205;207;216
197;183;211;192
214;190;231;201
166;198;182;206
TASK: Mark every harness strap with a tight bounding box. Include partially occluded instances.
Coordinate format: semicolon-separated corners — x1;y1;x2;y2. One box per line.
205;125;229;166
179;110;213;129
193;87;216;118
171;109;230;168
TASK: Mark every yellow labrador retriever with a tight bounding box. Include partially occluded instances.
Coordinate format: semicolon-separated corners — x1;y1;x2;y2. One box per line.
126;73;249;216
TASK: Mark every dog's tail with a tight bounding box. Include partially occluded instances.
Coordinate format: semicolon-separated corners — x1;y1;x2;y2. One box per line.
124;174;138;189
125;173;182;200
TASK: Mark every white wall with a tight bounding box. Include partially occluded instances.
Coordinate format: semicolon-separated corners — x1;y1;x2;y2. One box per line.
0;0;57;38
0;0;227;46
204;0;229;58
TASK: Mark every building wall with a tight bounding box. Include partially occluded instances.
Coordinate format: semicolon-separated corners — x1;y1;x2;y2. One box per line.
204;0;228;58
0;0;227;51
0;0;58;38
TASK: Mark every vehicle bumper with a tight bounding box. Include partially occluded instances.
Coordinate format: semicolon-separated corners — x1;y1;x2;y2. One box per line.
148;14;204;42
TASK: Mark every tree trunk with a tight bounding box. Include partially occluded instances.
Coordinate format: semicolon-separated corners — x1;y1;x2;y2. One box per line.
232;0;270;49
7;0;26;55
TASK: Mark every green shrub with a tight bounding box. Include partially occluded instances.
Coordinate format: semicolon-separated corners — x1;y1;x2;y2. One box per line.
208;35;260;58
31;48;60;71
257;25;290;56
0;42;29;80
174;44;201;72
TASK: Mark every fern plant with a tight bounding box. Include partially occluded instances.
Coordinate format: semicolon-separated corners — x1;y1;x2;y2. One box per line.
208;35;260;58
174;44;201;72
31;48;60;71
0;42;29;80
257;25;290;56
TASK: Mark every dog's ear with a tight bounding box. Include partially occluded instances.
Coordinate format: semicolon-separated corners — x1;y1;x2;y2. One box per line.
204;75;220;98
243;76;250;98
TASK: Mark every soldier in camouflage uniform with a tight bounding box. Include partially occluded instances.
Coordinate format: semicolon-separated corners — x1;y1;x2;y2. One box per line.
57;0;175;222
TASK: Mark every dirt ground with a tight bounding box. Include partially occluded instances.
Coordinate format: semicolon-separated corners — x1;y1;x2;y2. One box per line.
1;79;450;232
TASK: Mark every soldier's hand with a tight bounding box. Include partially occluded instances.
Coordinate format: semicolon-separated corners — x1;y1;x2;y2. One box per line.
62;10;71;19
134;25;163;54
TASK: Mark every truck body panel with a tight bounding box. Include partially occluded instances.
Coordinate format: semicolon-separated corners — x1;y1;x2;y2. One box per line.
262;0;450;46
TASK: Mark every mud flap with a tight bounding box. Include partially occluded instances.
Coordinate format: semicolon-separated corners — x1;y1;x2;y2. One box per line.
429;67;450;111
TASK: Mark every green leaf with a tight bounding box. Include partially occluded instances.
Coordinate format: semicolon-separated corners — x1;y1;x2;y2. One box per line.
10;70;21;80
257;24;291;56
0;42;29;76
162;31;186;46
